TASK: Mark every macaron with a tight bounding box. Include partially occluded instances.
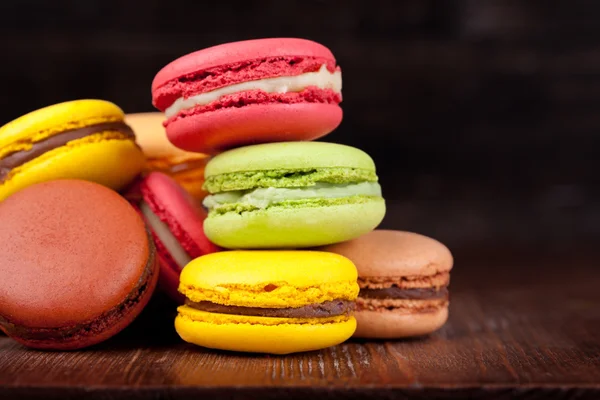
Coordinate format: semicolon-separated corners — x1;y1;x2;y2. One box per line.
127;172;220;302
152;38;343;154
0;100;145;202
175;251;359;354
201;141;386;248
318;230;453;339
124;112;210;200
0;180;158;350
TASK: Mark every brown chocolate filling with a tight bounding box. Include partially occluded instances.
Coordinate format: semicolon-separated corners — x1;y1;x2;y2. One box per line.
186;299;354;318
360;286;449;300
0;230;157;342
0;122;135;183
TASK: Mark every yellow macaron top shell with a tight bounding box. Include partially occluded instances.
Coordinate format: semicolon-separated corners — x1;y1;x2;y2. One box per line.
179;250;359;308
0;100;126;159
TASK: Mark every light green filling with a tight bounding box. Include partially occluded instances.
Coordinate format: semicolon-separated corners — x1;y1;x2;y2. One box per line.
203;167;378;193
203;182;382;211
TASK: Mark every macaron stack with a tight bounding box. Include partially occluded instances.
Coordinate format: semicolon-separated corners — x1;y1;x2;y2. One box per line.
0;36;453;353
150;38;387;353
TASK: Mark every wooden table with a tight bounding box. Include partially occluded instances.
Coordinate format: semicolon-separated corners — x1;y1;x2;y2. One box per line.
1;248;599;399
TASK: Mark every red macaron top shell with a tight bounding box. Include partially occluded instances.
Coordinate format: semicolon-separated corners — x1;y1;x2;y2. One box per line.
0;180;151;329
139;172;219;267
152;38;335;91
151;38;338;111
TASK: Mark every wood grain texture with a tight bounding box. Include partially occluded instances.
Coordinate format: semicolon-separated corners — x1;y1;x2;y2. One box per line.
0;249;599;399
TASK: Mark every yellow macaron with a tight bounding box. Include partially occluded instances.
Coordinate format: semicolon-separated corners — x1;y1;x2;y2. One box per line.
176;251;359;354
124;112;209;200
0;99;145;201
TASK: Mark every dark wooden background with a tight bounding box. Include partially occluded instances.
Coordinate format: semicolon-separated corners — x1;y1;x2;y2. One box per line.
0;0;599;251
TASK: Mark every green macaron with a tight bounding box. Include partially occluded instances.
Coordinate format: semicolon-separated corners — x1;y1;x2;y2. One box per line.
202;141;386;249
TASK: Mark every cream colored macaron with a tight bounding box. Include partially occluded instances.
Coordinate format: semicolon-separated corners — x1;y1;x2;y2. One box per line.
124;112;209;200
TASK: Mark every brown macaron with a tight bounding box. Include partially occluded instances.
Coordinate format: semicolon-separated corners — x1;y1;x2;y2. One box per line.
0;180;159;350
317;230;453;339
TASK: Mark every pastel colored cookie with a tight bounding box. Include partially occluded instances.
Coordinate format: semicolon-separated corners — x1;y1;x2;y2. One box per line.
317;230;453;339
175;251;359;354
125;112;210;200
127;172;220;303
152;38;343;154
201;141;386;248
0;100;145;202
0;180;158;350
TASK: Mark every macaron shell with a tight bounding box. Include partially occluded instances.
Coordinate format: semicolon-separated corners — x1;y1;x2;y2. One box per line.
11;257;159;350
204;198;385;249
141;172;218;258
353;307;448;339
0;99;125;151
319;230;453;277
124;112;208;161
172;166;207;200
205;141;375;178
139;172;219;301
143;159;208;201
175;312;356;354
0;136;145;202
181;250;356;288
166;103;342;154
0;180;156;333
125;112;209;200
152;38;336;93
179;251;358;308
155;250;184;301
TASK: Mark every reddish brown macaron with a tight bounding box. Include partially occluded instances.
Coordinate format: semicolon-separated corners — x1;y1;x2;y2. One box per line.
0;180;159;350
317;230;453;339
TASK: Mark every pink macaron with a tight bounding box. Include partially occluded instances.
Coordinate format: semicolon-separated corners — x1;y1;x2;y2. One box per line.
127;172;220;302
151;38;343;154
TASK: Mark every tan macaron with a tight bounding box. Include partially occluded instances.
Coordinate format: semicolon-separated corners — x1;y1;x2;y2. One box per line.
317;230;453;339
124;112;209;200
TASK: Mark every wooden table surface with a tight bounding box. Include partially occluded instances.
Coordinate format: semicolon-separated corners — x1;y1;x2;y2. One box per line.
1;248;599;399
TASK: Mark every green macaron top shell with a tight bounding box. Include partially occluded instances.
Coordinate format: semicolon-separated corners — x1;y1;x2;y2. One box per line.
204;142;378;193
205;142;377;177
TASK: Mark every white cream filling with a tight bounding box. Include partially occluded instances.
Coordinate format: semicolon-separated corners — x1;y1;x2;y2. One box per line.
203;182;381;210
165;64;342;118
140;201;192;268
